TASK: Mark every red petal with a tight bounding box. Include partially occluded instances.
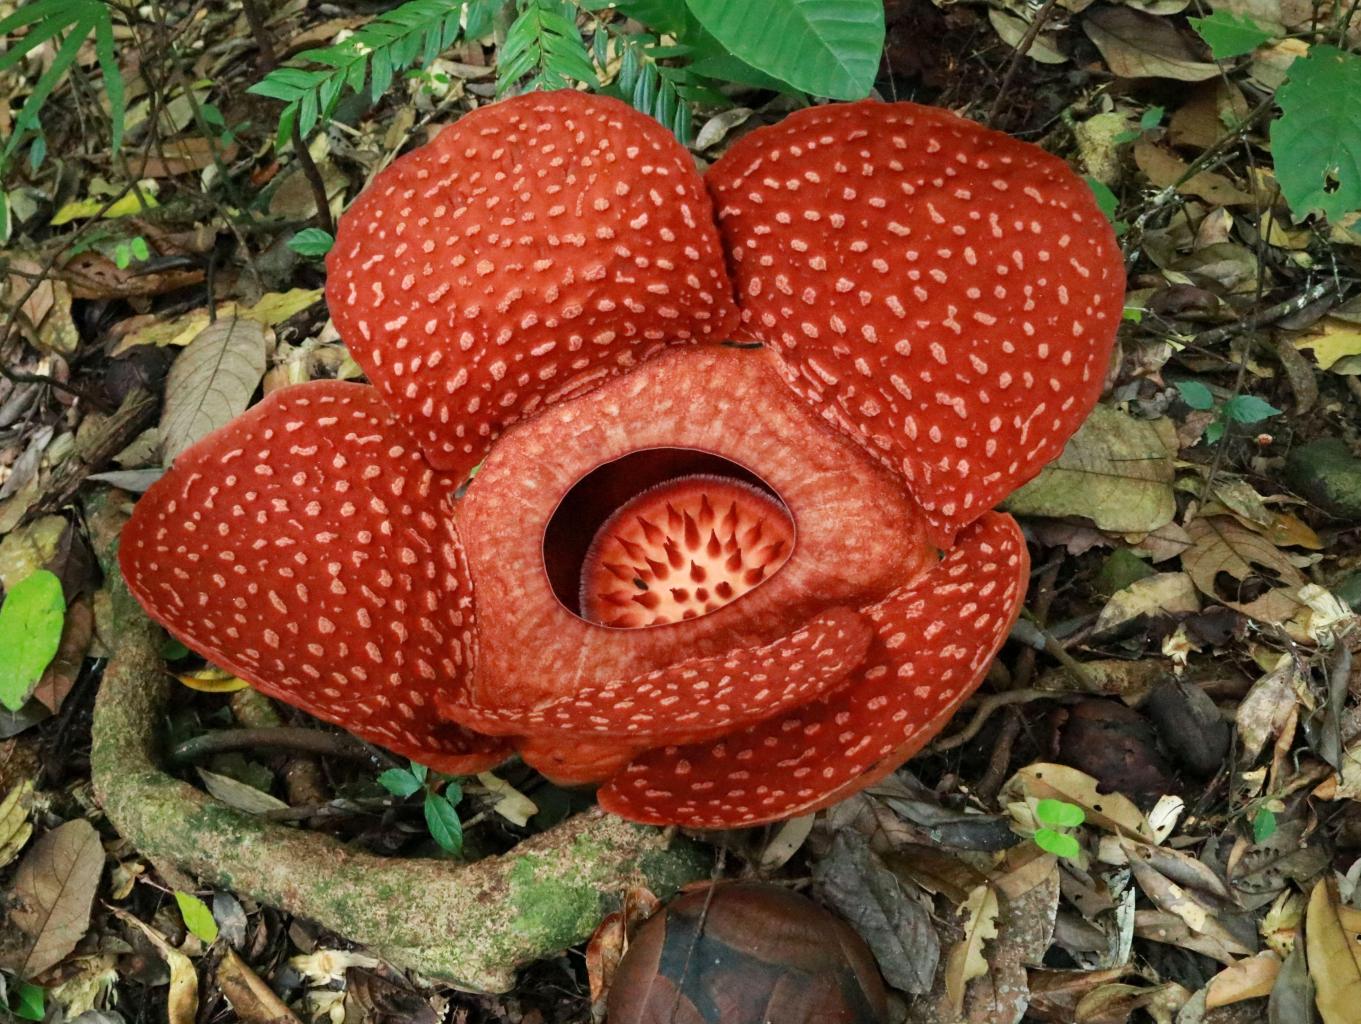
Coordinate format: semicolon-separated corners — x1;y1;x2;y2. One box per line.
327;90;739;479
440;606;872;748
707;101;1125;546
598;512;1029;827
119;381;510;773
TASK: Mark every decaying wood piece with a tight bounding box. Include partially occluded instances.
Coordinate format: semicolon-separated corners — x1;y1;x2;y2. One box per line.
86;492;708;992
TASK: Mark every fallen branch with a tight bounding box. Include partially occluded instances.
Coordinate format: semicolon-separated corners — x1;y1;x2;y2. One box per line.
86;491;709;992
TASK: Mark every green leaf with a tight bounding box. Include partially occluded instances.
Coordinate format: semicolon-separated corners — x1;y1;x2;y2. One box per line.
1271;46;1361;222
378;768;423;797
1034;828;1080;860
1139;105;1165;132
1253;806;1277;843
0;189;9;244
0;569;65;712
410;761;429;783
1189;11;1272;59
174;891;220;944
288;227;334;257
618;0;689;34
14;982;44;1022
682;0;883;99
1035;799;1085;828
1085;176;1118;222
1224;394;1282;424
424;791;463;855
131;236;150;260
1175;379;1215;411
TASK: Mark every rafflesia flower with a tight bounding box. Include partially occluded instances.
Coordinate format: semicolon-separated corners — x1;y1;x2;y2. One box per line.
120;91;1124;828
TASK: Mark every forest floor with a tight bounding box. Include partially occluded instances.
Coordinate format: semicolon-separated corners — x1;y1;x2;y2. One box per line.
2;1;1361;1022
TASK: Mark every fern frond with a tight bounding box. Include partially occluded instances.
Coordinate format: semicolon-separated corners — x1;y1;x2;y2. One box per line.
248;0;495;150
497;0;598;96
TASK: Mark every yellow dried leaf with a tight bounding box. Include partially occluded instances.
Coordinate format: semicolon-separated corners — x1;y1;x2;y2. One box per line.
1002;763;1155;840
1293;318;1361;373
112;909;199;1024
944;884;999;1015
1306;877;1361;1024
175;668;249;693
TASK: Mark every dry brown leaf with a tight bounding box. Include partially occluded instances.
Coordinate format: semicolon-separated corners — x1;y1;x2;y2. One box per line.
1135;141;1255;206
113;907;199;1024
32;597;93;714
1305;877;1361;1024
1083;8;1219;80
1169;80;1252;150
2;818;104;977
944;884;999;1015
1206;950;1281;1008
130;136;238;178
160;317;270;464
218;947;302;1024
0;778;35;870
1237;655;1305;760
1182;516;1308;629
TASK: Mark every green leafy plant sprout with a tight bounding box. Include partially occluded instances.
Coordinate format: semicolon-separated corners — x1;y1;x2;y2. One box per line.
1032;798;1085;860
10;981;45;1022
0;0;125;173
0;569;66;713
378;761;466;855
1252;805;1277;844
1175;380;1282;445
1113;105;1164;145
247;0;497;150
114;236;151;269
499;0;599;95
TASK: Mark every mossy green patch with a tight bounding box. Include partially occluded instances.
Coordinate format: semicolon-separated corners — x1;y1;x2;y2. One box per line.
508;853;602;946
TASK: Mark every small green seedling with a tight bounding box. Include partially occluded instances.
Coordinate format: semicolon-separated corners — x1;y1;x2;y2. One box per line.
1113;105;1164;145
1175;380;1281;444
113;235;150;268
1252;805;1277;843
288;227;334;258
378;760;465;855
1033;798;1085;860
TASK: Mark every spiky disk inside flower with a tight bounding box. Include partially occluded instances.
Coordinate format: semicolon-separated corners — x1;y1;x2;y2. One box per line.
579;475;795;628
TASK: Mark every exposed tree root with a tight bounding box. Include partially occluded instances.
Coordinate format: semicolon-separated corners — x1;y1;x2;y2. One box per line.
86;493;709;992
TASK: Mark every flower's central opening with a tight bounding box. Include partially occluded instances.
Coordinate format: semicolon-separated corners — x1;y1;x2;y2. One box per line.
542;449;795;629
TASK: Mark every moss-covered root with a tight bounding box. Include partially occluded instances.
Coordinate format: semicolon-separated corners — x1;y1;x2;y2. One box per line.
86;493;709;992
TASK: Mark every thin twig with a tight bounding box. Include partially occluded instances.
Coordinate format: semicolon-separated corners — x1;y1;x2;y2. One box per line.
986;0;1062;127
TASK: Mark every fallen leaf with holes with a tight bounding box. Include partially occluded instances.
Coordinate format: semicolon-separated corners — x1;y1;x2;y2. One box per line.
59;251;203;300
1306;877;1361;1024
1002;763;1154;840
1182;516;1308;630
1003;406;1177;533
1;818;104;977
1094;572;1201;638
944;884;999;1015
